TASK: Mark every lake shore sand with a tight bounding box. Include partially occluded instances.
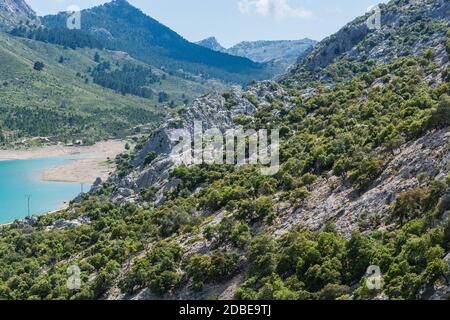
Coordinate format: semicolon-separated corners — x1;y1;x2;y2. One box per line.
0;140;127;184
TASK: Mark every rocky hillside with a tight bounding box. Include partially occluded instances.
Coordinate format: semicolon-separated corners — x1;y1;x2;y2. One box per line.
0;0;225;145
85;0;450;300
274;128;450;238
0;0;449;301
105;81;289;205
0;29;191;145
101;49;449;300
283;0;449;85
0;0;36;29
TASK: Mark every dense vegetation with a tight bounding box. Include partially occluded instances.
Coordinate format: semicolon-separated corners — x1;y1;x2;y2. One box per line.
10;26;105;50
91;61;159;99
0;174;447;300
0;43;448;299
0;0;448;301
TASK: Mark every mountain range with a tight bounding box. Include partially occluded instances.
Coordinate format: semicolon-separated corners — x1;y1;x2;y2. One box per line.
196;36;316;74
0;0;315;146
0;0;210;145
0;0;282;145
39;0;273;84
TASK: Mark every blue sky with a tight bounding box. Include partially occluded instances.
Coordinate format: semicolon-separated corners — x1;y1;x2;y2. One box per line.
26;0;388;47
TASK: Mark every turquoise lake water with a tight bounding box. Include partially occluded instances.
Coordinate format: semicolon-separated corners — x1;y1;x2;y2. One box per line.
0;155;92;224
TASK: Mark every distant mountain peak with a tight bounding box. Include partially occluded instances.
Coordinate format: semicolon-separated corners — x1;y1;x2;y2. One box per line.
0;0;36;28
196;37;316;74
196;37;226;52
109;0;133;8
101;0;142;13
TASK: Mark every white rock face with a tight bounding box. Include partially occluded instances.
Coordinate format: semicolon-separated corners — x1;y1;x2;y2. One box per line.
284;0;449;85
49;215;91;230
0;0;36;28
274;128;450;237
105;81;290;205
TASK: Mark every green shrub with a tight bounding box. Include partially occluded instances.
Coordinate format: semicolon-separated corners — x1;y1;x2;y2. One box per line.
348;157;384;191
427;95;450;129
143;151;158;167
391;188;429;225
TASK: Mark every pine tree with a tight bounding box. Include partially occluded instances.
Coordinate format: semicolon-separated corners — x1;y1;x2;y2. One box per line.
33;61;45;71
94;52;101;63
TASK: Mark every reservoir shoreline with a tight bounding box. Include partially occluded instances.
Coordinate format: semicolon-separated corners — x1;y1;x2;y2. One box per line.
0;140;126;184
0;140;127;224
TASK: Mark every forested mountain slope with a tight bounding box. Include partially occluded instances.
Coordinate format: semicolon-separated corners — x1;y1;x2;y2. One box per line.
0;31;175;145
40;0;273;84
0;0;226;145
0;0;449;301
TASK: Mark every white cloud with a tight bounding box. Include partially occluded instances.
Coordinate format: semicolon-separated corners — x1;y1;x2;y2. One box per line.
238;0;312;20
